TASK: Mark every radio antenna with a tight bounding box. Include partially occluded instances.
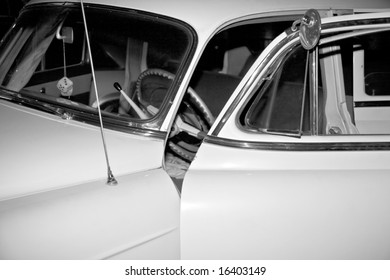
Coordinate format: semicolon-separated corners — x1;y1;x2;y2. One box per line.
80;0;117;185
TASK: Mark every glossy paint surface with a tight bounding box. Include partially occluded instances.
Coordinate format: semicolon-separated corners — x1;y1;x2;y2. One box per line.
182;139;390;259
0;101;180;259
0;100;164;200
0;168;180;259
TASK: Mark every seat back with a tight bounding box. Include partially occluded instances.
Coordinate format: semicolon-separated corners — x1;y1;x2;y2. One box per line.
190;71;241;117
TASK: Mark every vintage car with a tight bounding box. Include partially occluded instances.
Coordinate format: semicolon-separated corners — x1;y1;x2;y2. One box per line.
1;0;390;259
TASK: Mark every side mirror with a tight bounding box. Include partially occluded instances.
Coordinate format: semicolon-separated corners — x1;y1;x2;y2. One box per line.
292;9;321;50
56;26;74;44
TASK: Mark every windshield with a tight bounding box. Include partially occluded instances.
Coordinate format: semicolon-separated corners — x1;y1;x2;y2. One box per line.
0;3;193;130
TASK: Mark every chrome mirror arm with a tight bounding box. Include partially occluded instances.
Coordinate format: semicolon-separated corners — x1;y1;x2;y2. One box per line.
291;9;322;50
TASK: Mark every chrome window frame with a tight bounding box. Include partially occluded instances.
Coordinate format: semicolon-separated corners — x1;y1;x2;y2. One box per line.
0;2;197;137
215;17;390;139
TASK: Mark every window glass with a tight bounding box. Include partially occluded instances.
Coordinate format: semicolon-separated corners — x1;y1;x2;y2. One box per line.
39;19;85;70
0;4;192;126
363;32;390;96
242;29;390;137
244;46;310;136
331;30;390;134
188;20;291;119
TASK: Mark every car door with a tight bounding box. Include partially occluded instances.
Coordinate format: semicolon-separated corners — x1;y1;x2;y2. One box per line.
0;3;189;259
181;11;390;259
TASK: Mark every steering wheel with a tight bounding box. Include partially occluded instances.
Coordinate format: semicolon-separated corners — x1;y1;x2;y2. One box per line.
135;68;215;161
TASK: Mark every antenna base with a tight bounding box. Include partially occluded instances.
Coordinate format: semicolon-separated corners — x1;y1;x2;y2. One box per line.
107;169;118;186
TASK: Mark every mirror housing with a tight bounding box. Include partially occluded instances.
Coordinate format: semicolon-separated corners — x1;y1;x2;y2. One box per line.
292;9;321;50
56;26;74;44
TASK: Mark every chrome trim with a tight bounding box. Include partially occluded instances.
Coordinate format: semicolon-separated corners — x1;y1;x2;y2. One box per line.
0;89;167;140
355;101;390;107
213;32;300;136
213;18;390;138
69;114;168;139
311;48;319;135
299;51;309;136
204;135;390;152
320;26;390;45
4;2;197;137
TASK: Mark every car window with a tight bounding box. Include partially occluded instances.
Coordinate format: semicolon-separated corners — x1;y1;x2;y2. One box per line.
330;29;390;134
363;31;390;96
188;20;291;118
0;4;193;129
241;27;390;136
38;21;85;71
243;46;311;136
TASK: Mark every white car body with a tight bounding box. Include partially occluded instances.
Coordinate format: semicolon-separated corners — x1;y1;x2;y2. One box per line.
1;0;390;259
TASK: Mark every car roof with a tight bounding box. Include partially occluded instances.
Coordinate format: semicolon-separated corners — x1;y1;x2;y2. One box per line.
26;0;390;35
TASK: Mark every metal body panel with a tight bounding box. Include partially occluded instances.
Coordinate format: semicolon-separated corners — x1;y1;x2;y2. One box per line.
355;107;390;134
0;101;179;259
0;101;164;200
0;168;179;259
181;142;390;259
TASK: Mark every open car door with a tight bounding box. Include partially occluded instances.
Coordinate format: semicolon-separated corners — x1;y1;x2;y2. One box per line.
181;10;390;259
